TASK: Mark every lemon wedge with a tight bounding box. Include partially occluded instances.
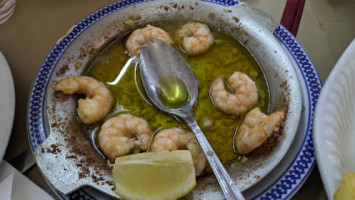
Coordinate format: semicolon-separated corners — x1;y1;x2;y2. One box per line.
334;172;355;200
112;150;196;200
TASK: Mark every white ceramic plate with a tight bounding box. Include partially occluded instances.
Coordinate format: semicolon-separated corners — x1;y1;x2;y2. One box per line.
27;1;321;199
313;38;355;200
0;50;15;163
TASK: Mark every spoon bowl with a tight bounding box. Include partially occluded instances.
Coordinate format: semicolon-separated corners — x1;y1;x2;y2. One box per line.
140;39;245;200
139;39;197;116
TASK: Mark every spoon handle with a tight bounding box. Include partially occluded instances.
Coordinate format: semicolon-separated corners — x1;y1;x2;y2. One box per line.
183;114;245;200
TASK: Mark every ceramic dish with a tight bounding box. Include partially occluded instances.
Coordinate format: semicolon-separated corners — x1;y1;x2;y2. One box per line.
34;0;301;197
0;50;15;163
313;38;355;199
27;0;321;199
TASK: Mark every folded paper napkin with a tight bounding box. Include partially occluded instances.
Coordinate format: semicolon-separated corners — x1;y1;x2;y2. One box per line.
0;160;54;200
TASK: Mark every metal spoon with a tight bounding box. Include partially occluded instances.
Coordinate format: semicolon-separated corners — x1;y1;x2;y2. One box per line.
140;39;245;200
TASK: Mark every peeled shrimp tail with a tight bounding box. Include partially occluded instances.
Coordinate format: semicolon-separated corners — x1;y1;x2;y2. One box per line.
177;22;214;56
210;71;258;115
151;128;207;176
235;107;284;154
98;114;153;160
54;76;114;124
126;24;174;56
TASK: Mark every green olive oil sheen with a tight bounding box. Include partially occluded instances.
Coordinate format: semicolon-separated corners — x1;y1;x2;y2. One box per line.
84;21;269;167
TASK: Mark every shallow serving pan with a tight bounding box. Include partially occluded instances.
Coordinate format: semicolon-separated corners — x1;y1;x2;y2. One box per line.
27;0;306;199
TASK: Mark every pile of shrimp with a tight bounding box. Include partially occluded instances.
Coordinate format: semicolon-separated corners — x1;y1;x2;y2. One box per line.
210;71;285;155
125;22;285;156
126;22;214;56
55;75;207;176
54;21;285;177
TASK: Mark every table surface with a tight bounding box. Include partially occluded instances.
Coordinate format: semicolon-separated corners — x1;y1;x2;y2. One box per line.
1;0;354;199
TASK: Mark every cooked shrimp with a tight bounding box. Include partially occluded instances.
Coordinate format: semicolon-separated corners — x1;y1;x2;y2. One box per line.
98;114;153;160
210;71;258;115
177;22;214;56
151;128;207;176
126;24;174;56
235;107;284;154
54;76;114;124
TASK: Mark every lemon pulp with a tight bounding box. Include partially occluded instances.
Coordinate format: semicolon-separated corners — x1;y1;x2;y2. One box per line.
113;150;196;200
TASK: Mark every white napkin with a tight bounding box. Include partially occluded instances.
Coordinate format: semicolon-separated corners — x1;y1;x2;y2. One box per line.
0;160;54;200
0;172;13;199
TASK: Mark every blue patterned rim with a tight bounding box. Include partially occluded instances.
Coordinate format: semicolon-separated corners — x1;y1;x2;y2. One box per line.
27;0;321;199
